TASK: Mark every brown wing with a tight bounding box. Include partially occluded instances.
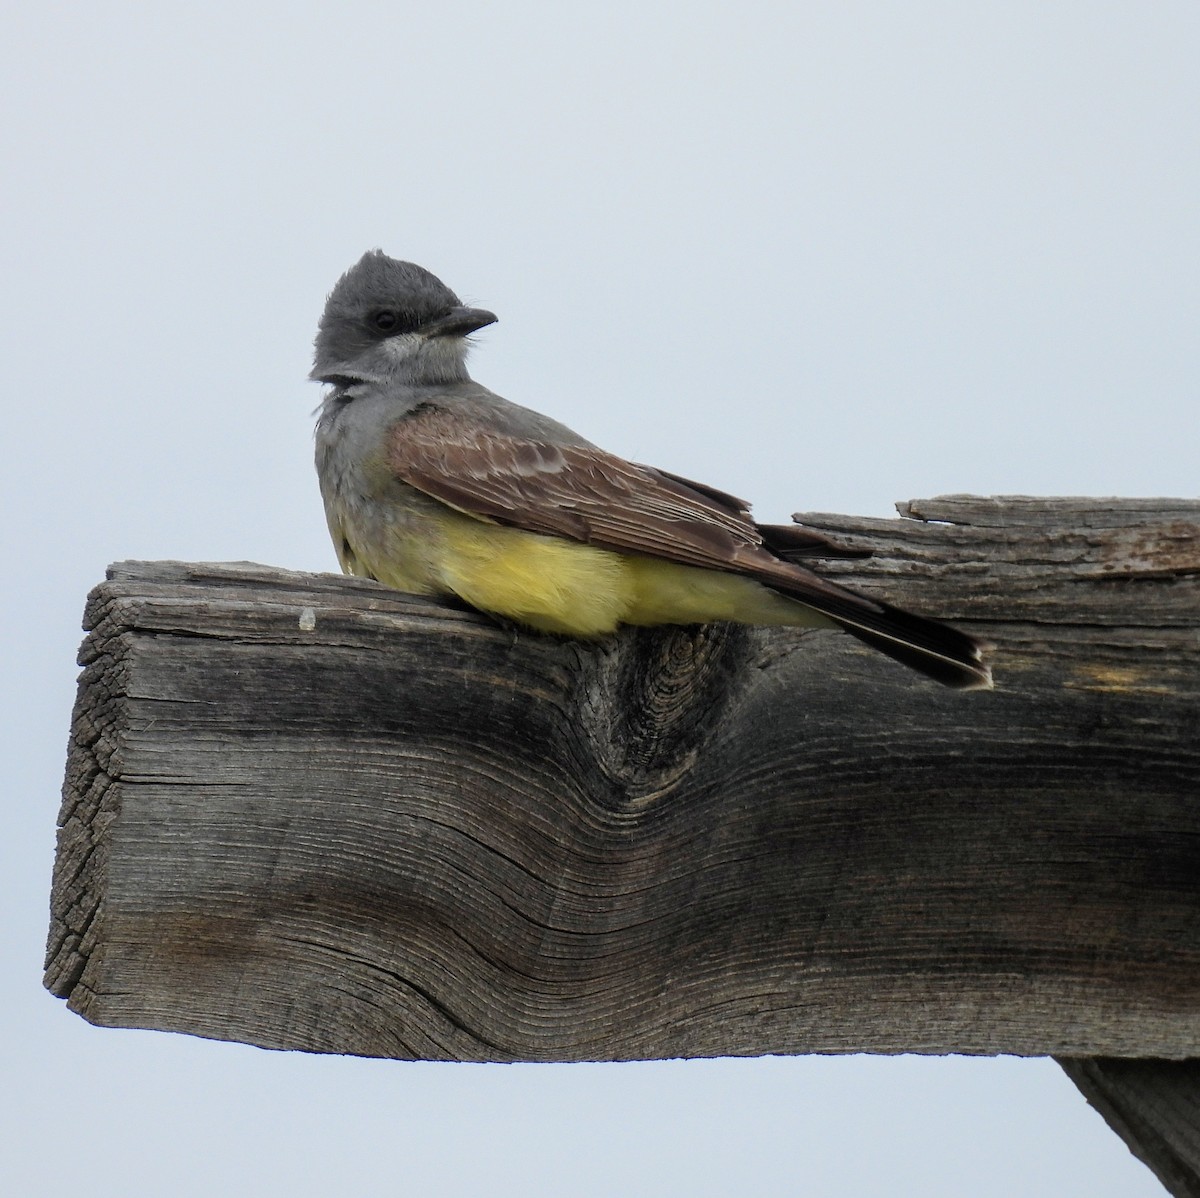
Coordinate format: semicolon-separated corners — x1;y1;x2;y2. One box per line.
387;405;791;576
652;468;872;560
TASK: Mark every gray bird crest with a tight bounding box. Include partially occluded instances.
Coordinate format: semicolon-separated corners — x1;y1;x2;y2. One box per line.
312;251;495;387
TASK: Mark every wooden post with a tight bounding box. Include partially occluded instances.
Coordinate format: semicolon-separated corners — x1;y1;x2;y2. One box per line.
46;497;1200;1195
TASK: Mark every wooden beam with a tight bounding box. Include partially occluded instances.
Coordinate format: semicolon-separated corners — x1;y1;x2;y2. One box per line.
45;496;1200;1189
1058;1058;1200;1197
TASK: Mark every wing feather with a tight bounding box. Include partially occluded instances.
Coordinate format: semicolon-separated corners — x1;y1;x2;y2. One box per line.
386;406;876;607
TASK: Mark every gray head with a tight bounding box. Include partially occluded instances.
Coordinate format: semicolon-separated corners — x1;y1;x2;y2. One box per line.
311;251;497;385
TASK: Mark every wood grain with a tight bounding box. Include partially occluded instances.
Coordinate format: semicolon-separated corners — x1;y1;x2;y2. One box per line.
46;495;1200;1063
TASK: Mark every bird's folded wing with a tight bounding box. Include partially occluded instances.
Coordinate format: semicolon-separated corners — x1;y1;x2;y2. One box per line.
386;406;873;604
651;468;873;560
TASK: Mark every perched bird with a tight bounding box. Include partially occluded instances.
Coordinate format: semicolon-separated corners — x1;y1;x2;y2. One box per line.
312;251;991;689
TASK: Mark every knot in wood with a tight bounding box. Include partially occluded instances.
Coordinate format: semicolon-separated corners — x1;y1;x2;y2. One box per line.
572;622;754;806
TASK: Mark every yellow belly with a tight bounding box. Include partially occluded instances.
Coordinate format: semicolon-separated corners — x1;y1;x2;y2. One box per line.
435;519;634;635
434;517;830;636
338;503;831;637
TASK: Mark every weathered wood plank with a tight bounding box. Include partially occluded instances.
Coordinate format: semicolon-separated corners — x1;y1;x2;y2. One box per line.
1058;1057;1200;1198
45;497;1200;1073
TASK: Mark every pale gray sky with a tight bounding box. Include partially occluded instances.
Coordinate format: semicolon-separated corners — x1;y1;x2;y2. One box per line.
4;3;1195;1195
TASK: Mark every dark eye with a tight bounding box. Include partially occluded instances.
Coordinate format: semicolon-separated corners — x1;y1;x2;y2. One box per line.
373;309;398;331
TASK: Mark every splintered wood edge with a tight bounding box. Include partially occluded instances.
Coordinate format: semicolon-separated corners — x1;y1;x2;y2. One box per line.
895;495;1200;526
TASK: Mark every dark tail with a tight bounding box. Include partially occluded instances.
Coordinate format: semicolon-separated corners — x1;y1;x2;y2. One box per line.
776;582;993;689
829;599;992;689
750;520;993;689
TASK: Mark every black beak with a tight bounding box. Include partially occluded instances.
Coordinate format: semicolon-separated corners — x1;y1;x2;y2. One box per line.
421;305;498;338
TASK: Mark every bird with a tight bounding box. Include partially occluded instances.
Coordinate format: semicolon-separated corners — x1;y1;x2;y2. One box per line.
311;251;991;689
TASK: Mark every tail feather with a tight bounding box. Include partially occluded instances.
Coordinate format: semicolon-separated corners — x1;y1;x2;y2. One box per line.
758;522;875;561
834;607;992;689
783;587;992;690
